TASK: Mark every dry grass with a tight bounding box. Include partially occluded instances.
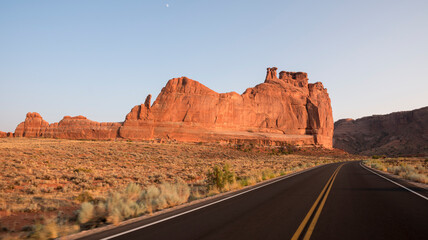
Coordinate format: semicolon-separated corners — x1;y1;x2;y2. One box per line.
77;182;190;227
0;138;354;239
363;158;428;184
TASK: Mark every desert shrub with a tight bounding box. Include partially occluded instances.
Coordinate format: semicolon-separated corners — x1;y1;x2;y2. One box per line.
73;168;92;173
370;161;386;171
25;185;39;195
78;202;94;224
261;169;276;180
76;182;190;226
140;182;190;212
206;164;235;190
105;192;146;224
368;160;428;184
278;145;297;155
400;164;415;173
238;176;257;187
124;182;143;201
141;185;161;212
305;162;315;168
24;203;40;212
75;191;93;203
29;218;79;240
235;144;255;152
406;172;428;184
238;177;250;187
386;164;427;184
30;220;58;240
157;182;190;207
387;166;401;175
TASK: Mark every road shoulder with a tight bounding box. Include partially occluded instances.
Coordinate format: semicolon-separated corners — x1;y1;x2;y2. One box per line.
360;161;428;199
62;163;329;240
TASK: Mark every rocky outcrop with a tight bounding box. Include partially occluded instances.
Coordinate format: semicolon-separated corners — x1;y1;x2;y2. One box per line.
0;132;14;138
14;114;121;140
43;116;121;140
119;94;155;140
14;112;50;137
12;68;333;147
308;82;334;148
120;67;333;147
333;107;428;156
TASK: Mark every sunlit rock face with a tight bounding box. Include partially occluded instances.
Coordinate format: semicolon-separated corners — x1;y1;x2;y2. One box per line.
14;113;121;140
13;68;333;148
120;67;333;148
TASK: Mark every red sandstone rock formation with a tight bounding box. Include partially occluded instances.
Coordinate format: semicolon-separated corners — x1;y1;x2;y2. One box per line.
14;114;121;140
14;112;50;137
334;106;428;156
119;94;155;140
12;68;333;147
43;116;121;140
0;132;14;138
119;67;333;147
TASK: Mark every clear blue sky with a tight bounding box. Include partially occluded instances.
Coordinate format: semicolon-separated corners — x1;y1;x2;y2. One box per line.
1;0;427;132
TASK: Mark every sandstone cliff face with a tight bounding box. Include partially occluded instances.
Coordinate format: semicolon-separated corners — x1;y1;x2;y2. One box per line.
14;112;50;137
43;116;121;140
14;114;121;140
120;67;333;147
333;107;428;156
12;67;333;147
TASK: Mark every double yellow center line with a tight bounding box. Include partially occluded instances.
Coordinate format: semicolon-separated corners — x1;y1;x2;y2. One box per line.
291;164;344;240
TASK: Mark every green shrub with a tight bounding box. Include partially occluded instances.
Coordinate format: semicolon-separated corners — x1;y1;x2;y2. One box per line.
75;191;93;203
261;169;276;180
206;164;235;190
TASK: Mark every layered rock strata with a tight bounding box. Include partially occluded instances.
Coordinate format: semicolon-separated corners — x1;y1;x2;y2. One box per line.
14;113;121;140
12;68;334;147
334;106;428;156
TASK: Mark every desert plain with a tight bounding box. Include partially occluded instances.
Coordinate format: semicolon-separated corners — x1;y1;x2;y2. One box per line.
0;137;357;239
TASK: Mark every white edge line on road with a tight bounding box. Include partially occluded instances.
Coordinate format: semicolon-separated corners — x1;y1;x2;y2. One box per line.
100;163;326;240
360;162;428;201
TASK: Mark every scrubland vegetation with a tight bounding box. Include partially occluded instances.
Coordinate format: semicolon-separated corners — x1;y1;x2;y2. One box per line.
0;138;353;239
363;158;428;184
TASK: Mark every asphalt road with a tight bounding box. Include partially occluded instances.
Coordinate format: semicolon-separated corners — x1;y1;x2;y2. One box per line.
78;161;428;240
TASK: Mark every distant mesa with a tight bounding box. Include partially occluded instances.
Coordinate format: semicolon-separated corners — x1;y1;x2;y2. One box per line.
0;131;13;138
334;106;428;156
6;67;334;148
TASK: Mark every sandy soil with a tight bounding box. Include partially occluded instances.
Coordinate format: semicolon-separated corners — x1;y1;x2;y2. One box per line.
0;138;356;237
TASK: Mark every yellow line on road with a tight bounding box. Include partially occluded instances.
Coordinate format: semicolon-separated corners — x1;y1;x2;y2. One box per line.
291;164;344;240
303;164;343;239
